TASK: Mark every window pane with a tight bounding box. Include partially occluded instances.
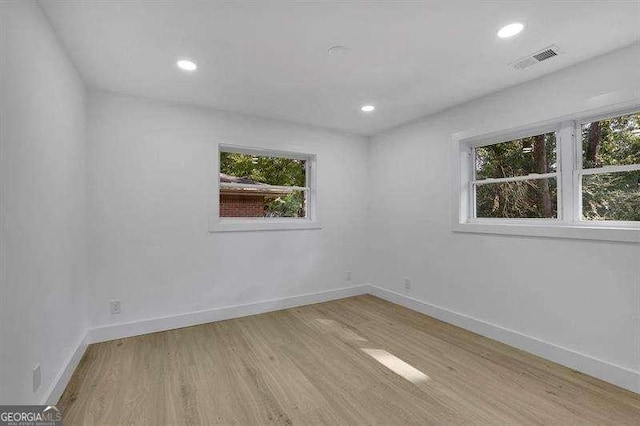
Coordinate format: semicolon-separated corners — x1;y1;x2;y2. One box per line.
581;112;640;169
475;178;558;218
265;190;306;218
475;132;556;180
220;152;306;187
219;151;307;219
220;189;306;218
582;171;640;221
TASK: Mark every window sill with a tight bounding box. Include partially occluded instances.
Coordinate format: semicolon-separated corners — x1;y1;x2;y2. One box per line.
453;221;639;243
209;218;322;233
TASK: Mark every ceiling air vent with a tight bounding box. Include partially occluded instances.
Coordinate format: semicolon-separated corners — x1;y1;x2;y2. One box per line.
533;49;558;61
511;45;564;69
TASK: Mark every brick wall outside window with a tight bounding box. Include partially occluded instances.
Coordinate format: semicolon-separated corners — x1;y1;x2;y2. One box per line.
220;194;266;217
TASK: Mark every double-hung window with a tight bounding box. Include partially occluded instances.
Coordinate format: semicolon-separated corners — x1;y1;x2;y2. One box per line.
472;131;559;220
210;144;319;232
456;107;640;242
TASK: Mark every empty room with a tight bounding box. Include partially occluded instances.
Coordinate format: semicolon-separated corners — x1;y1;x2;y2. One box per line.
1;0;639;424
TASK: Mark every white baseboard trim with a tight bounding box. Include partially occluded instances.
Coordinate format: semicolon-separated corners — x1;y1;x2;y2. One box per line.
89;284;370;344
51;284;636;403
368;284;639;394
43;332;89;405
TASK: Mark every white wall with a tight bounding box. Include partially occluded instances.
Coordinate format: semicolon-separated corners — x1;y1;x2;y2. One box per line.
86;92;369;328
368;43;640;388
0;1;88;403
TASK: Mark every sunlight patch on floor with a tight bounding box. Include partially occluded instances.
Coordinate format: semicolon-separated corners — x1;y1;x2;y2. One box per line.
361;348;430;384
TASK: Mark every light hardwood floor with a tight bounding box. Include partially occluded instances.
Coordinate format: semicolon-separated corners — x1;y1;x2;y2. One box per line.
59;295;640;424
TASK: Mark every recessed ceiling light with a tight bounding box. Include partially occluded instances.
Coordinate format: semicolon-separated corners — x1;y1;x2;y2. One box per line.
361;105;375;113
497;22;524;38
327;45;349;56
177;59;197;71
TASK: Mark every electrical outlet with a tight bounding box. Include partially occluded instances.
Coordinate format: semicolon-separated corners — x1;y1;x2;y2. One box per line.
110;300;121;315
33;364;41;393
346;271;352;282
404;278;411;290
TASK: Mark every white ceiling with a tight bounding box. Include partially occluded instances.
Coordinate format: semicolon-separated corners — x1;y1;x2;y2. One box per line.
40;1;640;136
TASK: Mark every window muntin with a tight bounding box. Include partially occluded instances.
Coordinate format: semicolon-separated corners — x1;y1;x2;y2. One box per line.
472;131;559;219
578;111;640;223
219;149;309;219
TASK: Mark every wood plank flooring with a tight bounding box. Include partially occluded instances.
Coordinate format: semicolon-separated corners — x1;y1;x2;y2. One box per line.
58;295;640;424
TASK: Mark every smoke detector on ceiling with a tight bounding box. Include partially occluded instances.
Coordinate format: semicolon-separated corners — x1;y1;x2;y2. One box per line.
511;45;564;69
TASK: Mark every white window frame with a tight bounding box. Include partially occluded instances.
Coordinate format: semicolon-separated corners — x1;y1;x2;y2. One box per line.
209;143;321;232
468;124;562;223
452;105;640;243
